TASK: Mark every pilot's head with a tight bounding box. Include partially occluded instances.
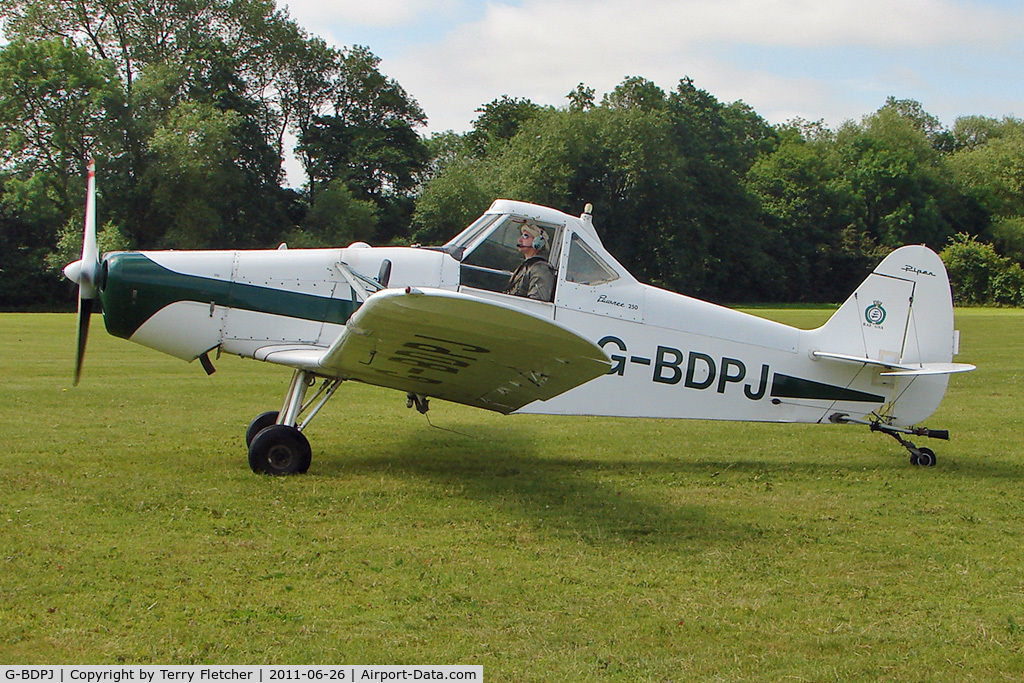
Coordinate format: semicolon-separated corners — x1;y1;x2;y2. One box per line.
516;221;547;256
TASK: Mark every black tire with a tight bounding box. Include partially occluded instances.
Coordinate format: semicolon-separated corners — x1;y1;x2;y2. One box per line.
246;410;280;447
248;424;312;475
917;447;937;467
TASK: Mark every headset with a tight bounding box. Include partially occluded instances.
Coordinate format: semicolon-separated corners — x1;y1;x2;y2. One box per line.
530;229;547;251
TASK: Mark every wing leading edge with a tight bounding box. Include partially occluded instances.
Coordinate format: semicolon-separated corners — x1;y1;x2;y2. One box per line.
256;288;611;414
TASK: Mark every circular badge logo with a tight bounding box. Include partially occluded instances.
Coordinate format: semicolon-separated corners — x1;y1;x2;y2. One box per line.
865;302;886;325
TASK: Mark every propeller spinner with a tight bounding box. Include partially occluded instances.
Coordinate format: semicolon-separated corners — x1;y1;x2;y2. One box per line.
62;159;99;385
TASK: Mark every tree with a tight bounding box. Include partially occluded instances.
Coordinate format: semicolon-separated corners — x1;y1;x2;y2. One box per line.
602;76;666;111
951;115;1006;151
143;101;244;248
0;39;120;201
941;233;1024;306
879;96;951;150
411;158;494;245
947;120;1024;262
270;32;337;160
3;0;297;116
282;180;377;248
0;172;70;308
0;39;123;309
747;128;865;301
567;83;595;112
46;218;133;277
664;78;778;300
0;0;350;250
0;0;437;307
465;95;545;156
830;102;960;250
298;46;428;242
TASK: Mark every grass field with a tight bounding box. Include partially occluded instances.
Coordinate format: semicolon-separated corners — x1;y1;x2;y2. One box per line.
1;309;1022;679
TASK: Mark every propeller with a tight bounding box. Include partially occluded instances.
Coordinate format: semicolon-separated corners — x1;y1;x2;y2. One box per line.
62;159;99;385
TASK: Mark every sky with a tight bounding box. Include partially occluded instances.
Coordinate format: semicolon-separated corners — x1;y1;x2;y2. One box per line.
279;0;1024;136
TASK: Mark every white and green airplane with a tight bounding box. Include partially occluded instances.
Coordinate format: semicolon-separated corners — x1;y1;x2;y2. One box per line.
65;161;974;474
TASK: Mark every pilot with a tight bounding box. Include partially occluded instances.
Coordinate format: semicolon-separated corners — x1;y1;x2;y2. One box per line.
504;220;556;302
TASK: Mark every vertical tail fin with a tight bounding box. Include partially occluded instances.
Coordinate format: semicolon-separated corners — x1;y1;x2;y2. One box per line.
813;245;967;425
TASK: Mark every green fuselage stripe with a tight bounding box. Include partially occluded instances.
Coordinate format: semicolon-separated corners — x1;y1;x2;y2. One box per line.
100;253;359;339
771;373;885;404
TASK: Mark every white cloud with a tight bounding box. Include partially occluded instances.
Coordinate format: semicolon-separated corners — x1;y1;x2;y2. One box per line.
379;0;1024;132
493;0;1022;50
282;0;461;28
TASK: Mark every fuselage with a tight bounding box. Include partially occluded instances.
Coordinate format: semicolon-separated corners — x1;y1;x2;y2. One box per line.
95;200;957;427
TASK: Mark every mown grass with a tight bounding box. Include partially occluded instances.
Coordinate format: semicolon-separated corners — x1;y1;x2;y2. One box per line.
1;309;1022;679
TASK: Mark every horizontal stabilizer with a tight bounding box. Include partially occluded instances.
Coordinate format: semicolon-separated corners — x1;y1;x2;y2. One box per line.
879;364;976;377
813;351;975;376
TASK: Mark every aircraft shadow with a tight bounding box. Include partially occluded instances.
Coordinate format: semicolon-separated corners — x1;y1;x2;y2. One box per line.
314;426;770;549
311;419;1024;548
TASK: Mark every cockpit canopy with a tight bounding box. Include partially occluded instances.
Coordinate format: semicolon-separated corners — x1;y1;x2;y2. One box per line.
444;200;628;297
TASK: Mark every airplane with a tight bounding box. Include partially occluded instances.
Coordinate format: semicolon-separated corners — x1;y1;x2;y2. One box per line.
64;160;975;474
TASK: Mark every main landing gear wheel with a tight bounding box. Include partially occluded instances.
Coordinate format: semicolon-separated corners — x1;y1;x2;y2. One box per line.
248;424;312;475
246;410;280;447
246;369;343;475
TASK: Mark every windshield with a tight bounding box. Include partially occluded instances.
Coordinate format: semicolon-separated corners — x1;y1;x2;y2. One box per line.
444;214;502;255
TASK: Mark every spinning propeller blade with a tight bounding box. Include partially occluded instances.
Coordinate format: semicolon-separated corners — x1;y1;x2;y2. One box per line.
74;297;94;385
63;159;99;385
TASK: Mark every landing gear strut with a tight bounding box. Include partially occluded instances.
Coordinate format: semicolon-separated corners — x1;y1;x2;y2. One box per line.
406;393;430;414
830;413;948;467
247;369;342;475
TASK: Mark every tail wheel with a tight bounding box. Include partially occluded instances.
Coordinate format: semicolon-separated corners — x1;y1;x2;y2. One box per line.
248;425;312;475
910;447;937;467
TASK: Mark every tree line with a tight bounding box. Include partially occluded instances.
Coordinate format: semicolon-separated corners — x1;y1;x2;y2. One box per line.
2;0;1022;309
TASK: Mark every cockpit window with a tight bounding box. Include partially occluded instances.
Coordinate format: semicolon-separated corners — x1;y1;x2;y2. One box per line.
565;233;619;285
458;216;562;293
462;217;530;273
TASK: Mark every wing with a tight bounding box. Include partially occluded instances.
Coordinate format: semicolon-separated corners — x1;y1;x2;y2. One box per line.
255;288;610;414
